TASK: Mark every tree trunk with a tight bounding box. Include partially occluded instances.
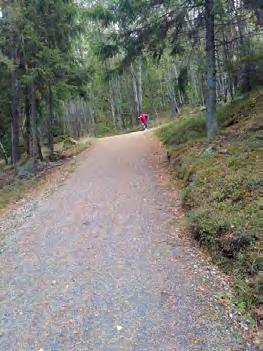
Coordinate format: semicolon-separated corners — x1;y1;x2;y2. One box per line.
10;69;20;164
36;129;44;161
229;0;253;92
25;95;31;156
115;76;123;129
205;0;219;138
173;63;181;113
170;95;178;117
47;85;54;160
137;59;143;114
255;9;263;27
109;76;124;129
222;31;234;101
0;139;8;165
200;77;205;106
87;98;96;136
109;80;117;127
130;63;140;116
165;65;179;118
30;81;37;174
167;85;179;118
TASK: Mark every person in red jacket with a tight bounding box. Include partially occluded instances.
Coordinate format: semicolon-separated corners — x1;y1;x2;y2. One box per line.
138;113;149;130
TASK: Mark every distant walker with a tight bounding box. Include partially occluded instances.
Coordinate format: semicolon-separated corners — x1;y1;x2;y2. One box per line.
138;113;149;131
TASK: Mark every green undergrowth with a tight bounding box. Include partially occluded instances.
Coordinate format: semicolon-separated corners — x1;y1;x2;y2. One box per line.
95;114;170;137
157;90;262;321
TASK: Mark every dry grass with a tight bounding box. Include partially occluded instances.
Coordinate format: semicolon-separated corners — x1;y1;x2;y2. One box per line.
0;137;93;214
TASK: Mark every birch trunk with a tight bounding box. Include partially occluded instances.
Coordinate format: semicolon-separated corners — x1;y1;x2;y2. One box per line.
137;59;143;114
130;63;140;116
0;139;8;165
88;98;96;136
205;0;219;138
109;80;117;126
115;76;123;129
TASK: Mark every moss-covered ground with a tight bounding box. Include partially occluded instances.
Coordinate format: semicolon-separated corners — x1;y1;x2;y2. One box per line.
157;90;262;321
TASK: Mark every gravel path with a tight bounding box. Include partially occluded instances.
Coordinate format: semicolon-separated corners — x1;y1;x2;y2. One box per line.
0;132;255;350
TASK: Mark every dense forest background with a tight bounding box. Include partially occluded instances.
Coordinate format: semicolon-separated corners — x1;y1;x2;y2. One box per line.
0;0;262;169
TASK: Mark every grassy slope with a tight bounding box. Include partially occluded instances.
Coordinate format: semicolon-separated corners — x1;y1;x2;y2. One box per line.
157;90;262;319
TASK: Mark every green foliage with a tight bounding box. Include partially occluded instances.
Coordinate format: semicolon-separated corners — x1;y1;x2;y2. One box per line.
0;0;88;161
234;276;259;314
217;90;260;127
157;112;206;146
0;0;261;162
95;121;118;137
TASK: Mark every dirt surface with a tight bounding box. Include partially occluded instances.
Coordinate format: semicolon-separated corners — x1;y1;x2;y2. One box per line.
0;132;256;350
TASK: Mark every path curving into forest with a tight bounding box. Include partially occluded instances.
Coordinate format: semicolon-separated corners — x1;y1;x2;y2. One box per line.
0;132;255;350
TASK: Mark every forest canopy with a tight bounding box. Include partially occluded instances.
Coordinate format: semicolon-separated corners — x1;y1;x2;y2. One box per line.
0;0;262;168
